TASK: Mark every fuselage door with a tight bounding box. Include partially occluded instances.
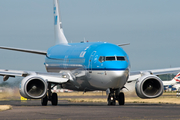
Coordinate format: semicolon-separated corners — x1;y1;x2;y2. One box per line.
88;51;96;73
63;55;68;69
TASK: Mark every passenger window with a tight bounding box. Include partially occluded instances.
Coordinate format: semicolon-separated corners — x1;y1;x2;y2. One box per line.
106;57;115;61
117;56;125;61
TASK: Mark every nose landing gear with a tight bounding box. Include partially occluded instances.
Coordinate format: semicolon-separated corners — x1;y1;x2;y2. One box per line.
107;89;125;106
108;92;116;105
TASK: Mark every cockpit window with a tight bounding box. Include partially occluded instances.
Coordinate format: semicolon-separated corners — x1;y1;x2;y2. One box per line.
99;56;105;63
99;56;126;63
117;56;125;61
106;57;116;61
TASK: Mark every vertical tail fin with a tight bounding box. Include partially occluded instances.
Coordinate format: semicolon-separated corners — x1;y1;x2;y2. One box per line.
172;72;180;82
53;0;68;44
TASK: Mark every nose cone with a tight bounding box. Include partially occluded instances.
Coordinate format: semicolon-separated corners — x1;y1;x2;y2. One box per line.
105;69;129;89
88;42;130;90
88;69;129;90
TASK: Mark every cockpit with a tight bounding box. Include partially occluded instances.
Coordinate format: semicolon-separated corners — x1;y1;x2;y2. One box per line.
98;56;126;63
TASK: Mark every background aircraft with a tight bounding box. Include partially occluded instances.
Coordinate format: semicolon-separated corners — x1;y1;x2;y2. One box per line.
163;73;180;91
0;0;180;106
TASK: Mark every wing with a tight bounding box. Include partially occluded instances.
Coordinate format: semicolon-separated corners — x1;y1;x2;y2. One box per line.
0;68;74;99
0;69;70;84
0;46;47;55
128;67;180;82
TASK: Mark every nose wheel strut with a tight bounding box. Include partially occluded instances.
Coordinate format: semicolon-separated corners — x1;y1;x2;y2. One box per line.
107;89;125;106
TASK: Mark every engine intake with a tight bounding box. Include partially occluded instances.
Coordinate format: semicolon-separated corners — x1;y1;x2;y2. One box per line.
19;75;47;99
135;75;163;98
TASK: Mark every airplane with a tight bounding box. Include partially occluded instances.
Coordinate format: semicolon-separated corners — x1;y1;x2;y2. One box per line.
163;73;180;91
0;0;180;106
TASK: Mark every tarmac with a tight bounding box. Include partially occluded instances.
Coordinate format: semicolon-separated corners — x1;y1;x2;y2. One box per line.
0;99;180;120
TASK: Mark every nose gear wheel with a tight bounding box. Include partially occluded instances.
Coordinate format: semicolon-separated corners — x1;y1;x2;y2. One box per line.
107;89;125;106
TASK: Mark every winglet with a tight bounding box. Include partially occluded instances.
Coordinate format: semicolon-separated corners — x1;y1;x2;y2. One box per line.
53;0;68;44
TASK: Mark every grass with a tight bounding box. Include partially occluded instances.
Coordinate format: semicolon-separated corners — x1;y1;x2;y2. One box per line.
59;91;180;104
59;95;180;104
57;91;106;96
0;88;20;100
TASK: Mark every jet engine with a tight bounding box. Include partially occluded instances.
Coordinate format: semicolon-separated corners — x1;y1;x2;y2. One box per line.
135;75;163;98
19;75;48;99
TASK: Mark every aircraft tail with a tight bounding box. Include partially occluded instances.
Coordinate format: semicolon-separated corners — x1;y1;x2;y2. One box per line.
162;72;180;86
172;72;180;82
53;0;68;44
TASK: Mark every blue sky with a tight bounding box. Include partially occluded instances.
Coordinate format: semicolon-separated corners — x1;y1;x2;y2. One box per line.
0;0;180;72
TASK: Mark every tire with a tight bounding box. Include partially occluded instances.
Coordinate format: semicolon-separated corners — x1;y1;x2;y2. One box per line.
118;92;125;105
41;95;48;106
107;96;111;105
51;93;58;106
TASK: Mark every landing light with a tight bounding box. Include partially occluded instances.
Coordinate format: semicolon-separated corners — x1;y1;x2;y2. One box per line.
62;75;67;78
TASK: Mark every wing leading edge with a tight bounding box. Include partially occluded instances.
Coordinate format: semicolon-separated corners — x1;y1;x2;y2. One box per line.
128;67;180;82
0;69;69;84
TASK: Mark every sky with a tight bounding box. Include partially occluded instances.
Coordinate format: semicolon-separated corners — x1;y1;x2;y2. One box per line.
0;0;180;72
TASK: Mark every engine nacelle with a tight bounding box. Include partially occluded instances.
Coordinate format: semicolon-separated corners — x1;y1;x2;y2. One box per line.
135;75;163;98
19;75;48;99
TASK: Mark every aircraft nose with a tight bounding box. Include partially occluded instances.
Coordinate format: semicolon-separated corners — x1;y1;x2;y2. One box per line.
105;69;129;89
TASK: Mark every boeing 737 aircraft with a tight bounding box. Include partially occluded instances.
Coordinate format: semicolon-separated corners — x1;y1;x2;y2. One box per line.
0;0;180;106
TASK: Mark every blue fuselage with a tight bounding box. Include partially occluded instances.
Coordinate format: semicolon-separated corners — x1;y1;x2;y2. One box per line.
45;42;130;91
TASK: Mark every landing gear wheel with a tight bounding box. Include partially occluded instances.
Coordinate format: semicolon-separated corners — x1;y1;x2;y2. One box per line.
41;95;48;106
107;94;116;105
118;92;125;105
51;93;58;106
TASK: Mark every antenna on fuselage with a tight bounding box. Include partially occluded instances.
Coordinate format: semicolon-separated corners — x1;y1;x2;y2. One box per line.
53;0;68;45
84;37;86;42
118;43;130;47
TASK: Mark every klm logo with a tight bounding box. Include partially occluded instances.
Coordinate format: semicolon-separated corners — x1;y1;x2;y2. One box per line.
54;16;57;25
54;6;56;14
54;5;57;25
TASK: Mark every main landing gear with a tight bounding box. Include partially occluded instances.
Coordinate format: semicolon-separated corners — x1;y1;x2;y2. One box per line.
107;89;125;105
41;83;58;106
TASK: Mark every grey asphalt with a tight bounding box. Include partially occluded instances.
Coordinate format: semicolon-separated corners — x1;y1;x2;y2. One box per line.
0;100;180;120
